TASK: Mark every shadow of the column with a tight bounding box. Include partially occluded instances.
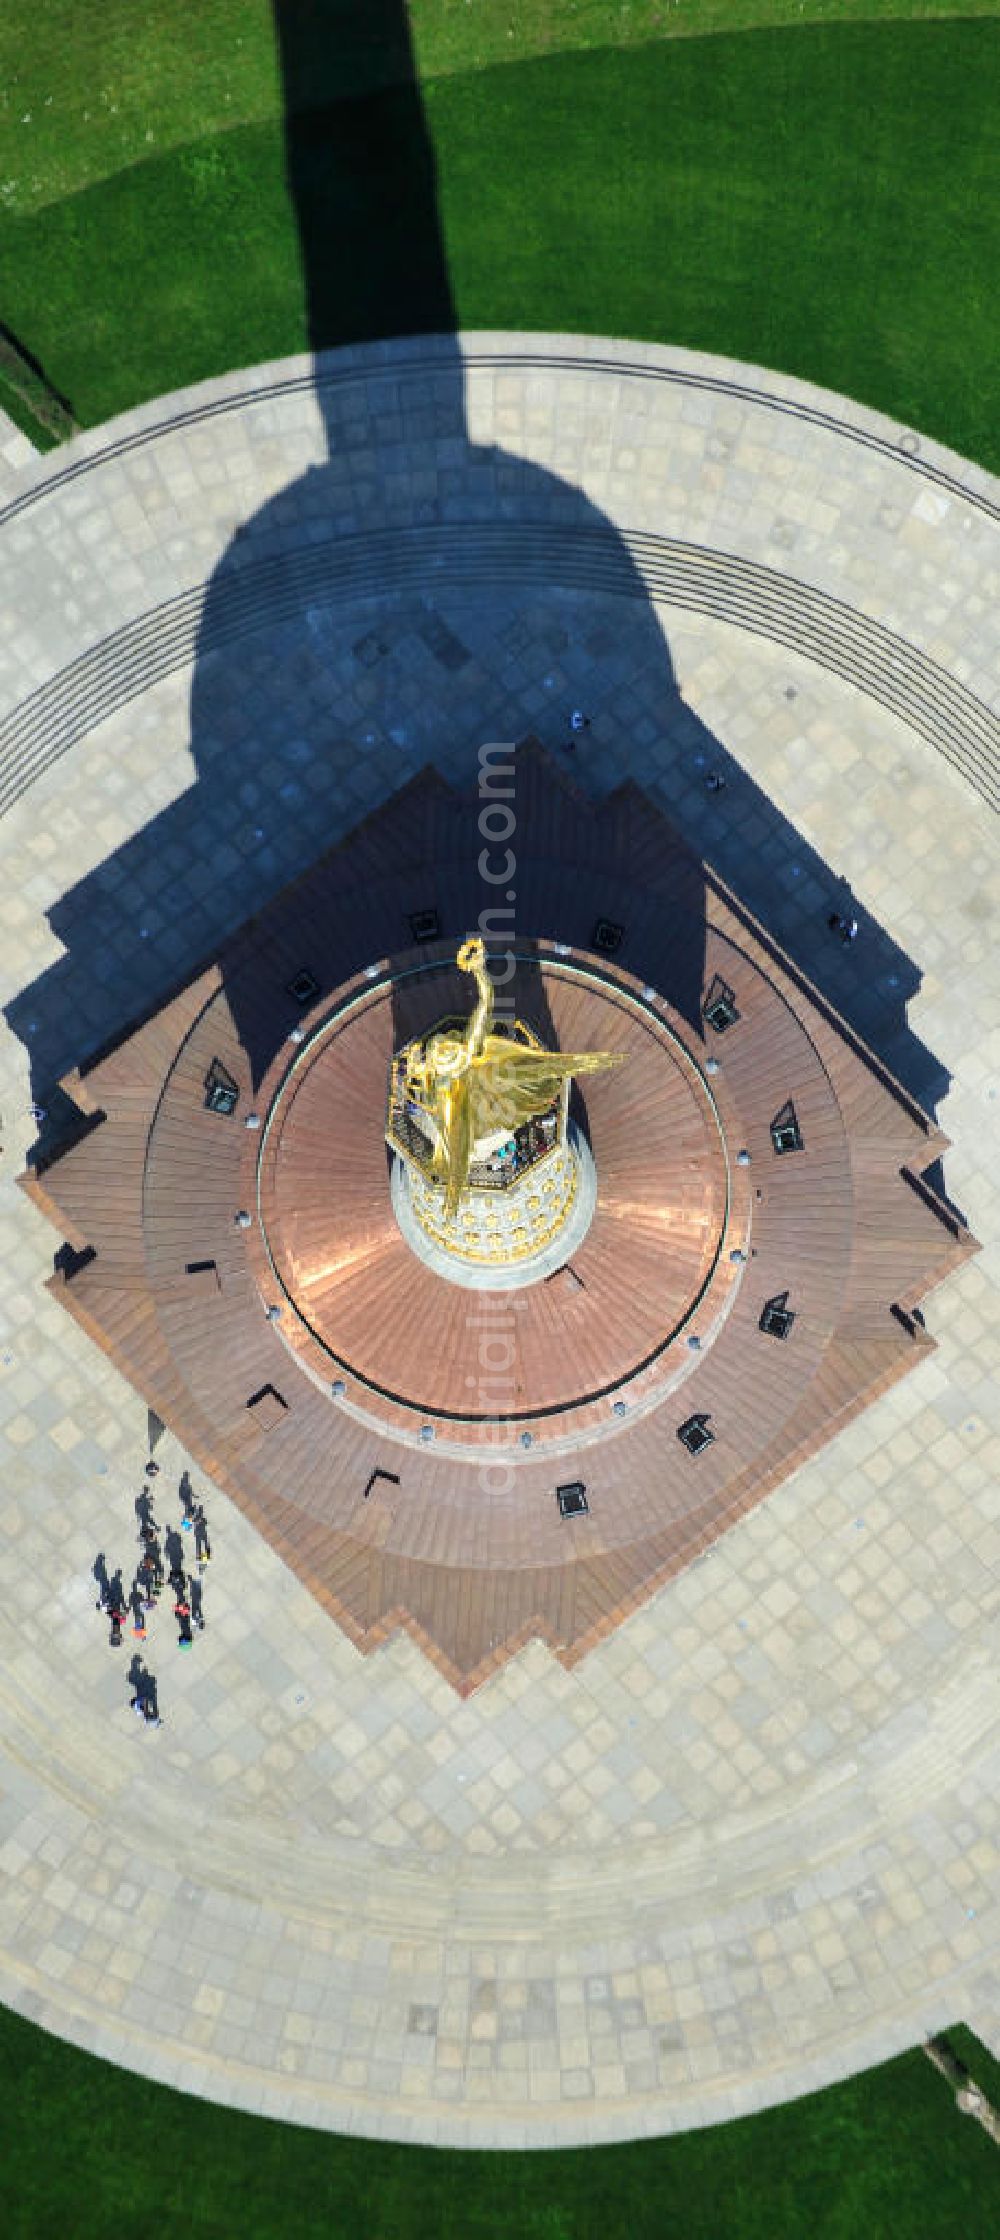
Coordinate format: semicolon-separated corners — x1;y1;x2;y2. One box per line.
5;0;948;1164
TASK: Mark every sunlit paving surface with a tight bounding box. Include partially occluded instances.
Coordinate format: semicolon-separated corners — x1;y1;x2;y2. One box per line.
0;334;996;2144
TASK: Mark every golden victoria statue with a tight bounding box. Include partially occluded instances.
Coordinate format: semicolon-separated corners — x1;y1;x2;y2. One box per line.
402;937;625;1217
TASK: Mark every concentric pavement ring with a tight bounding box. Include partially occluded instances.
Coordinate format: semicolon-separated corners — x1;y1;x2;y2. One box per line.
0;335;996;2147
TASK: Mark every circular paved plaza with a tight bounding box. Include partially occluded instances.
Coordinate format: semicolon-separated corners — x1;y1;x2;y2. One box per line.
0;335;997;2144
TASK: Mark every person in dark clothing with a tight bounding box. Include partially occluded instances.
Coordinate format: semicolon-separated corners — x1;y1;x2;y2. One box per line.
140;1524;163;1593
135;1487;157;1534
193;1503;211;1566
99;1566;127;1645
190;1576;206;1632
130;1667;163;1726
128;1578;147;1639
179;1470;197;1531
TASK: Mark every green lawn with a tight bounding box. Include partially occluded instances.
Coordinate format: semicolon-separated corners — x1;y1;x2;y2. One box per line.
0;15;997;465
433;24;999;465
1;2002;999;2240
0;1;990;210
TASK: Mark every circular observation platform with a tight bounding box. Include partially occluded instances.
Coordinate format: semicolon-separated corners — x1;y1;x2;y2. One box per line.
247;948;743;1448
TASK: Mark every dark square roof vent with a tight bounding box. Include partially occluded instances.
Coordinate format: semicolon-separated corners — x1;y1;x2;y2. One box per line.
557;1481;589;1518
409;909;440;943
204;1056;239;1115
759;1292;796;1339
592;918;624;955
288;968;320;1007
677;1412;715;1456
771;1101;803;1155
702;975;740;1034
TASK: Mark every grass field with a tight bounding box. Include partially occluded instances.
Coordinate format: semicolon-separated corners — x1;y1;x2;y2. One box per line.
0;2;991;208
2;2000;999;2240
0;8;997;464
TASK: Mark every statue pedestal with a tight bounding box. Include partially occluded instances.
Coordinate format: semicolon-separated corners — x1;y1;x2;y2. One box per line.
391;1123;597;1291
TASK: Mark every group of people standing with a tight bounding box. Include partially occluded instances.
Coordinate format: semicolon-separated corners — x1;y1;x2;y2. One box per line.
94;1462;213;1726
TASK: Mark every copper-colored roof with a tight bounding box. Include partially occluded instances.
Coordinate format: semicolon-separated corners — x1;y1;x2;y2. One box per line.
24;743;976;1692
252;963;734;1429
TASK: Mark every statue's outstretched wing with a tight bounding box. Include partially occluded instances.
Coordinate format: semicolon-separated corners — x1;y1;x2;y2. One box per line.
472;1041;624;1129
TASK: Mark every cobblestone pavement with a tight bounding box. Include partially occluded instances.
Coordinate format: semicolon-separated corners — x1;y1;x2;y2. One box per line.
0;409;36;506
0;336;997;2145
